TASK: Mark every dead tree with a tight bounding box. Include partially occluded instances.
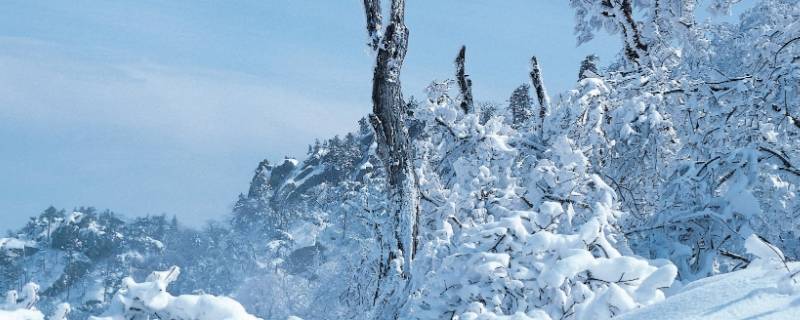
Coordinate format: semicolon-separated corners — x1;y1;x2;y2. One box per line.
454;45;474;114
529;56;550;137
362;0;419;318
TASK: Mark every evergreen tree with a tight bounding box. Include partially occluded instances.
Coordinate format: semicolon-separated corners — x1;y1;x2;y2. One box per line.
509;84;533;128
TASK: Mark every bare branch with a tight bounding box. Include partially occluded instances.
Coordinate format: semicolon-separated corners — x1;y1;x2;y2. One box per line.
774;36;800;65
759;146;800;177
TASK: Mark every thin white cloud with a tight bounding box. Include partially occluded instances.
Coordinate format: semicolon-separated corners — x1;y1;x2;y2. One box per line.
0;36;368;156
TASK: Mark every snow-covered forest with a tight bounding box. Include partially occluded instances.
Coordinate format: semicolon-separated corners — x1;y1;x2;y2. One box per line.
3;0;800;319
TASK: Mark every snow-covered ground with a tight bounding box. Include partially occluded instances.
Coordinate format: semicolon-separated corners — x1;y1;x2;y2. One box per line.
0;309;44;320
618;263;800;320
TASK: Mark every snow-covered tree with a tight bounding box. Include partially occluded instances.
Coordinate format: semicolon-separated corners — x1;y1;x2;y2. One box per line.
402;77;676;319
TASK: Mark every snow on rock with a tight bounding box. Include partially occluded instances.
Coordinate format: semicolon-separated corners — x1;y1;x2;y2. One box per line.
90;266;261;320
616;262;800;320
0;237;37;259
0;238;36;251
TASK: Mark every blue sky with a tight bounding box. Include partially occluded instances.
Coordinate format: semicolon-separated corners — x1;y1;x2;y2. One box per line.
0;1;634;230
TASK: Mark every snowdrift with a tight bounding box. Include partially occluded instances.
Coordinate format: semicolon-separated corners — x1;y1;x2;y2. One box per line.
618;265;800;319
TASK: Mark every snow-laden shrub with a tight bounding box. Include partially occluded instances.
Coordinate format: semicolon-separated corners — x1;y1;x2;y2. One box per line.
612;0;800;281
406;83;676;319
411;210;676;319
90;266;260;320
550;76;678;220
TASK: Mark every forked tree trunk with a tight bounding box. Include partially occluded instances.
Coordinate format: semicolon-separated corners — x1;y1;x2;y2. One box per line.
362;0;419;318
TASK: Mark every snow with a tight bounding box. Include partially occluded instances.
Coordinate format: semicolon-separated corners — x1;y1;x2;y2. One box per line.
90;266;261;320
0;237;35;251
284;158;299;167
142;236;165;250
723;178;761;218
82;281;106;304
66;212;84;224
85;221;106;235
50;303;71;320
617;263;800;320
0;282;48;320
285;164;326;189
745;235;787;268
0;309;44;320
288;221;320;248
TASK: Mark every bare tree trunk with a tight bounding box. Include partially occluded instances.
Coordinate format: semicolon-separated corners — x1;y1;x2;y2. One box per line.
455;45;473;114
362;0;419;318
529;56;550;137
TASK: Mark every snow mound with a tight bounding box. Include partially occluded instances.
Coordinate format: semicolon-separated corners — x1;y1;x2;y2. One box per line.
616;262;800;320
90;266;261;320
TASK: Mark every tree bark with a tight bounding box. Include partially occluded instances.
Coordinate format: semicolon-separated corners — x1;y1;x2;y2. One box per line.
362;0;419;318
529;56;550;137
455;45;474;114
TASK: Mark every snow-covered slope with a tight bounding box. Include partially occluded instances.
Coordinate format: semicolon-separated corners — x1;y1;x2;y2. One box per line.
618;263;800;320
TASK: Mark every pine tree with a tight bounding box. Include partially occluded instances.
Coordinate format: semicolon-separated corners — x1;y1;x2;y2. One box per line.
509;84;533;128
